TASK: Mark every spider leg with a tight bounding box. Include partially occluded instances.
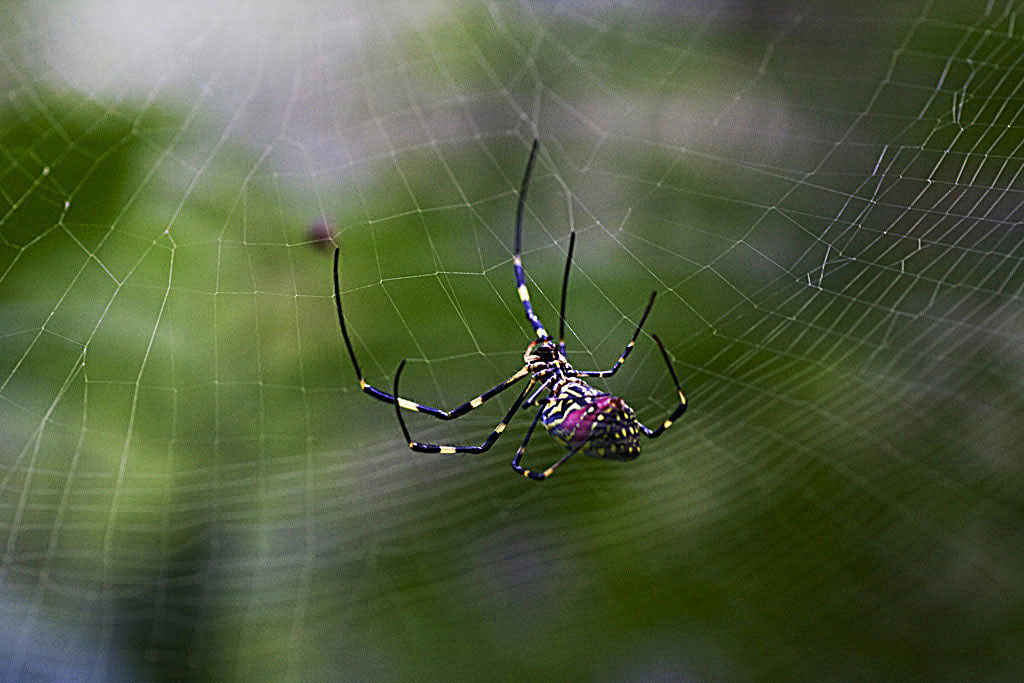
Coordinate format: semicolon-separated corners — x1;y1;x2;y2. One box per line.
334;247;528;418
511;409;583;481
394;360;533;454
636;334;688;438
574;291;657;378
513;138;549;340
556;230;577;357
522;376;555;409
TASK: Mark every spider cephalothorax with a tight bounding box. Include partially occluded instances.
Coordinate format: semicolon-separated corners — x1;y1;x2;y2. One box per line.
524;338;560;364
524;339;565;380
332;138;687;480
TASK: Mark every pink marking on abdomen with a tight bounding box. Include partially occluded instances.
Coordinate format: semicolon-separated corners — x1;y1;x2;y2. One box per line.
560;396;616;442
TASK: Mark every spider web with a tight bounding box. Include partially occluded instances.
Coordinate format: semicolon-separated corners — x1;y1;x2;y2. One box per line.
2;0;1023;680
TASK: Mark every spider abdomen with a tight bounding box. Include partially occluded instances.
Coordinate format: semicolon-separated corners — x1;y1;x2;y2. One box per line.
540;388;642;461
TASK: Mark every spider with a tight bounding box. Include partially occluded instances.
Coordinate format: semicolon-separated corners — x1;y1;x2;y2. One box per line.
332;139;687;480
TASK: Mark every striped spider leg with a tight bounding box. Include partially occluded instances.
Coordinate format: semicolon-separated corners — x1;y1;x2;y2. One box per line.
572;291;657;378
511;408;585;480
393;360;535;455
638;335;688;437
333;248;529;419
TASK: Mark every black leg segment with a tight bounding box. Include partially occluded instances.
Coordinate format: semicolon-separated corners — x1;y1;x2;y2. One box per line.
513;138;549;339
637;334;688;438
394;360;533;454
557;230;577;357
575;291;657;378
334;247;528;418
512;410;584;481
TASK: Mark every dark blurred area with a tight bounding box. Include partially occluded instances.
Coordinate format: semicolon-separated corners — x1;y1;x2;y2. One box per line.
1;1;1023;681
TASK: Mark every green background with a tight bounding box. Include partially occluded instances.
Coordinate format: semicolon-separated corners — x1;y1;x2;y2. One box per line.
2;1;1023;681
